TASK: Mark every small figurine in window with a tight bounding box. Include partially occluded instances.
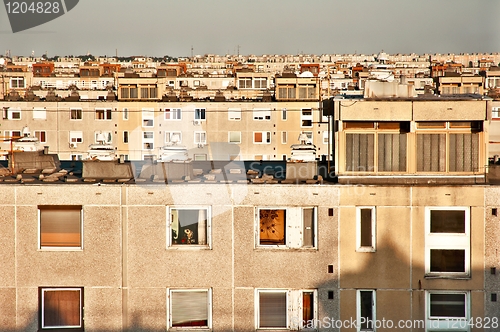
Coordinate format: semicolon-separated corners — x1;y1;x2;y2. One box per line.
184;229;196;244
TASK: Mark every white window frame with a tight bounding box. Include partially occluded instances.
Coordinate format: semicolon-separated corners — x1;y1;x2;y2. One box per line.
7;130;21;138
426;291;470;331
356;289;376;332
228;131;241;144
253;131;271;144
228;108;241;121
142;108;155;127
95;131;112;144
40;287;83;329
255;207;317;249
143;131;154;150
33;107;46;120
194;154;207;161
282;108;287;121
69;131;83;144
165;131;182;144
123;108;129;120
302;131;313;144
194;108;206;121
492;107;500;119
255;289;318;330
301;108;313;128
123;131;129;144
6;108;21;120
95;108;112;120
238;77;252;89
165;108;182;121
38;206;83;251
356;206;376;252
425;207;470;278
281;131;287;144
34;130;47;143
254;77;267;90
323;131;331;144
9;77;25;88
167;206;212;249
194;131;207;144
168;288;212;330
70;108;82;120
253;108;271;121
70;154;83;161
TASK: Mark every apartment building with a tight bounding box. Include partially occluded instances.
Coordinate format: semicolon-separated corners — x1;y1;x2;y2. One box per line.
335;97;490;183
0;54;499;331
0;97;330;162
0;151;497;331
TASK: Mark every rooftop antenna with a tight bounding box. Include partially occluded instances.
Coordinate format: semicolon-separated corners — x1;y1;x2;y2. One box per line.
191;46;193;59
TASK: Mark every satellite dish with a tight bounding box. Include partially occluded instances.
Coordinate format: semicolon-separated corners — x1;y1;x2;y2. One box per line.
0;58;5;65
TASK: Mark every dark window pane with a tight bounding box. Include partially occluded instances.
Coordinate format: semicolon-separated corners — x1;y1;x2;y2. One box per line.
171;209;207;245
42;289;81;328
344;122;375;129
430;249;465;272
417;122;446;129
360;291;373;330
360;209;372;247
259;292;287;328
302;292;314;326
430;210;465;233
303;208;314;247
430;293;466;317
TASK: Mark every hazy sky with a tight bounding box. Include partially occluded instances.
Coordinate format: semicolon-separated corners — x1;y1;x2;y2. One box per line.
1;0;499;58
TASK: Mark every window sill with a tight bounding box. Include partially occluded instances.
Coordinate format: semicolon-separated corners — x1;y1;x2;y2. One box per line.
356;247;376;253
256;329;302;331
424;274;471;280
255;246;318;251
168;327;211;331
39;327;84;332
39;248;83;252
167;245;212;250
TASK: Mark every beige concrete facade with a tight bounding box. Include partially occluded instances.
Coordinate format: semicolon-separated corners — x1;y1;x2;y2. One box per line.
336;99;489;178
0;100;328;162
339;185;488;332
0;181;497;331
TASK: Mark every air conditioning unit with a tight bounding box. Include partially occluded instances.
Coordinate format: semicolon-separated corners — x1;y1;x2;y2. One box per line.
193;120;201;125
198;143;205;148
69;143;77;149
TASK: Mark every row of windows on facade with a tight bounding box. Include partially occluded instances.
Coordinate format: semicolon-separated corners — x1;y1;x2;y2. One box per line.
344;121;482;173
2;107;314;124
38;286;475;331
9;77;272;91
9;77;114;90
1;129;324;147
38;206;471;277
